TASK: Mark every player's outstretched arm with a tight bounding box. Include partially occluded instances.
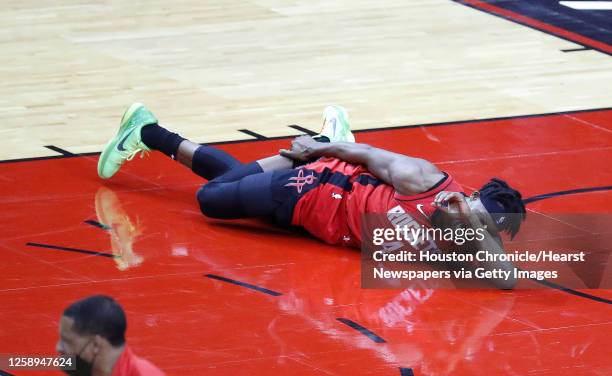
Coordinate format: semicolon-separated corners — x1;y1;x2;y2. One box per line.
280;136;444;195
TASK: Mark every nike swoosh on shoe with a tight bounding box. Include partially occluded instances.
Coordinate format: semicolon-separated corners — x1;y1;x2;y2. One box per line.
117;129;135;151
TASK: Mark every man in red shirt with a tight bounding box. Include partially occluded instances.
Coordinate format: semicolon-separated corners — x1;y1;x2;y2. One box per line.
56;295;165;376
98;104;526;288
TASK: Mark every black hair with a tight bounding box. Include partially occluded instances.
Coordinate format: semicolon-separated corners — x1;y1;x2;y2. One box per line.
479;178;526;239
63;295;126;347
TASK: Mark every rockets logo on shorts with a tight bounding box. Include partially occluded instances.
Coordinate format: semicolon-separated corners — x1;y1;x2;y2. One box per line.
285;169;317;193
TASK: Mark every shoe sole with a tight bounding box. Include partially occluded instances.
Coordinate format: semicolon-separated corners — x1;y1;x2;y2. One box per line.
97;103;144;179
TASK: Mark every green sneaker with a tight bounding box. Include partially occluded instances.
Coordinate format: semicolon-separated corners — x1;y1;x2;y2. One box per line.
318;105;355;143
97;103;158;179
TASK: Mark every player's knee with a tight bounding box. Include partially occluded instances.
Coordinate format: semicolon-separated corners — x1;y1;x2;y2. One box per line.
196;182;245;219
196;184;219;218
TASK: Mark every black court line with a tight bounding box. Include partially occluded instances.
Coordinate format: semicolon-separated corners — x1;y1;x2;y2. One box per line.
523;185;612;204
84;219;111;230
288;124;317;136
351;107;612;135
336;318;386;343
44;145;75;156
25;242;116;258
399;368;415;376
452;0;611;56
204;274;282;296
1;106;611;164
562;47;591;53
522;187;612;305
532;278;612;305
238;129;268;140
0;154;68;164
202;105;610;146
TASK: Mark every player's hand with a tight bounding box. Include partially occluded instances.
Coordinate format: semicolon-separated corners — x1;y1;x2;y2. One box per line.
432;191;472;218
279;135;319;161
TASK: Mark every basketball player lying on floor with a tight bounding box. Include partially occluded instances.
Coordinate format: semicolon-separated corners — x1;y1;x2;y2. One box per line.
98;104;526;289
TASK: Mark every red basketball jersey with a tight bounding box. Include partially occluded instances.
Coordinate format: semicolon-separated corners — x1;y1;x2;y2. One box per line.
290;157;465;248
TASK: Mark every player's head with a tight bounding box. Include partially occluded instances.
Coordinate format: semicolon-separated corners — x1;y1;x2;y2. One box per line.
468;178;526;239
56;295;126;375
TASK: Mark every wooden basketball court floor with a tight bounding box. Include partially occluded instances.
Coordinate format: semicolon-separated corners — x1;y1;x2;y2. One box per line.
1;1;611;375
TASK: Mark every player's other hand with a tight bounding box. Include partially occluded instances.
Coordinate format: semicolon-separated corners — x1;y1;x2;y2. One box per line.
279;135;319;161
432;191;471;217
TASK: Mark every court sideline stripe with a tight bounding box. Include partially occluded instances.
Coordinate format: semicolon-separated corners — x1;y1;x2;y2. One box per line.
336;318;386;343
25;242;116;258
204;274;282;296
1;106;610;164
453;0;612;55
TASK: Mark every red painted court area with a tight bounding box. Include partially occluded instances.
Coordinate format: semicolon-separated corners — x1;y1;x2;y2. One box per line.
1;108;611;375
